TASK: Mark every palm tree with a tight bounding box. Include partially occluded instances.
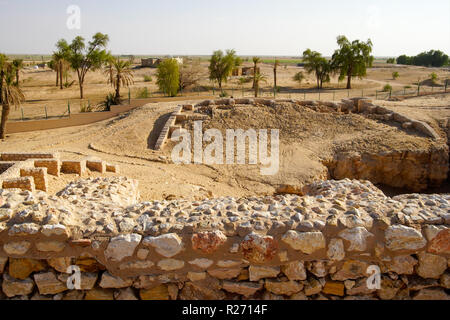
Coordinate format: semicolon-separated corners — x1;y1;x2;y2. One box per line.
1;64;25;139
12;59;23;87
52;52;65;90
105;56;134;104
273;59;280;91
252;57;261;89
0;54;6;105
254;73;267;97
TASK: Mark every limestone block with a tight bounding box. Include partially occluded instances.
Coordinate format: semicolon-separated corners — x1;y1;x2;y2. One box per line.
61;160;85;175
2;176;35;192
86;159;106;173
20;167;48;192
34;159;60;176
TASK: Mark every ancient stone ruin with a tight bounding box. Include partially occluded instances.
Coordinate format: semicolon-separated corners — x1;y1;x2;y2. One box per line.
0;152;118;193
0;176;448;300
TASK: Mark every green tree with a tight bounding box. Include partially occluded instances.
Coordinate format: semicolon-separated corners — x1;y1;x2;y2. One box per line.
253;73;267;97
396;55;412;65
392;71;399;80
59;33;110;98
105;56;134;104
302;49;331;89
12;59;23;87
1;63;25;139
208;49;239;94
293;71;305;85
398;50;449;67
156;58;180;97
331;35;374;89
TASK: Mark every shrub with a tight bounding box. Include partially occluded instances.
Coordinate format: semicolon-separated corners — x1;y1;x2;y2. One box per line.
392;72;399;80
382;83;392;92
430;72;438;84
143;75;152;82
219;91;229;97
293;72;305;84
80;102;93;113
102;93;116;111
136;87;150;99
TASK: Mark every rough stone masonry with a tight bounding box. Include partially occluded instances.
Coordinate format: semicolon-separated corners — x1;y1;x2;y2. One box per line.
0;177;448;300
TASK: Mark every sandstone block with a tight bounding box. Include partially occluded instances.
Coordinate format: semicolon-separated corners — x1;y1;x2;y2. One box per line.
34;272;67;295
34;159;60;176
281;261;307;281
3;241;31;256
105;233;142;262
281;230;326;254
416;252;447;279
222;281;262;297
265;279;303;296
60;160;85;175
240;232;278;263
8;258;46;280
2;274;34;298
140;285;169;300
157;259;185;271
2;177;34;192
143;233;183;258
249;265;280;281
86;159;106;173
84;288;114;300
20;167;48;192
338;227;374;252
385;225;426;251
191;230;227;254
322;281;345;296
99;271;134;288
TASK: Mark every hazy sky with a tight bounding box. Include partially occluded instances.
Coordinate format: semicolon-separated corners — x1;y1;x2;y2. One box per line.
1;0;449;57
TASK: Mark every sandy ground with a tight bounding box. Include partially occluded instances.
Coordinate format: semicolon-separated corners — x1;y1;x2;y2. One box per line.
2;93;448;201
9;62;450;121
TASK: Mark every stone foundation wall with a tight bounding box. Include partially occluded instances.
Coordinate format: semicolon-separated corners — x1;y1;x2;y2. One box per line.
20;168;48;192
34;159;60;177
0;153;58;162
194;98;441;140
60;160;86;176
0;153;119;193
0;177;448;300
2;176;35;192
86;160;106;174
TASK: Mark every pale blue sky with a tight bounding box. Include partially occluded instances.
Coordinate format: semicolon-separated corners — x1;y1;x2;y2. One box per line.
0;0;449;56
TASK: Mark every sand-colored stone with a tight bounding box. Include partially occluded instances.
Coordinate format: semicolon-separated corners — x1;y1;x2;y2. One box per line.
140;285;169;300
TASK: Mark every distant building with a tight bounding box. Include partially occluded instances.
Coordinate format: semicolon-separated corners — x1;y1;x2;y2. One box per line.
241;67;260;76
173;57;184;65
141;58;162;68
141;57;183;68
232;68;242;76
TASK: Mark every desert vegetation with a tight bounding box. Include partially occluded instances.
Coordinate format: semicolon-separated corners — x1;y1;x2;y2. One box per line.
397;50;449;67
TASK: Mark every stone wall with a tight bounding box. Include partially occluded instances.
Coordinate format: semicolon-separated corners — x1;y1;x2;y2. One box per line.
0;177;448;300
0;153;119;193
191;98;448;192
194;98;441;140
